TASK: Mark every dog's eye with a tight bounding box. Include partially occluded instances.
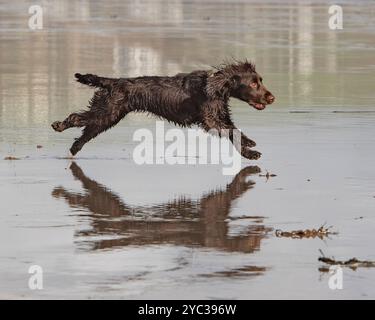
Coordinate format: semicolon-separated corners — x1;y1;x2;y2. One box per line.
250;82;258;89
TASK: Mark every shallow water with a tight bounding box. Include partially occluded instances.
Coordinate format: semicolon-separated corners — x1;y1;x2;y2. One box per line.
1;0;375;299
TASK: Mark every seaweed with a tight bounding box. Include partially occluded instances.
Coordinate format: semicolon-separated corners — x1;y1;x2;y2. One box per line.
4;156;20;160
318;250;375;271
259;170;277;180
275;225;337;239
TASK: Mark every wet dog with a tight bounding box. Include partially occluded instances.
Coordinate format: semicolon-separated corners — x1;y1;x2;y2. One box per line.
51;60;275;159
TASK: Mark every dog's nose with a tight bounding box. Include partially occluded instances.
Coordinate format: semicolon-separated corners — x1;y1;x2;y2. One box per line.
266;94;275;104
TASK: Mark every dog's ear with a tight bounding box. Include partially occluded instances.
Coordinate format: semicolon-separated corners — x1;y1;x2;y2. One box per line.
230;75;241;89
218;75;241;99
207;73;241;100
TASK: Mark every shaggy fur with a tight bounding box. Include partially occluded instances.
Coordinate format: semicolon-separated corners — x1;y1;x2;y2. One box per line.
51;60;275;159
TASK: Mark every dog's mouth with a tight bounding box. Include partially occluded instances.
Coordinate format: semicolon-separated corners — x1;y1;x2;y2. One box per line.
249;102;266;110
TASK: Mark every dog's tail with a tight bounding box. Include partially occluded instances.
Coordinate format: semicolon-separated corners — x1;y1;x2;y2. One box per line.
75;73;115;89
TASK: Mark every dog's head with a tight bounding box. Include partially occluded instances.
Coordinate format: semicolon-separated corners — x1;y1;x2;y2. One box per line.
207;61;275;110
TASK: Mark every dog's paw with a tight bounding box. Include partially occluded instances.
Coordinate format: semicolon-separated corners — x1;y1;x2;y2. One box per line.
69;145;79;156
51;121;64;132
248;150;261;160
70;140;83;156
244;139;256;148
242;148;262;160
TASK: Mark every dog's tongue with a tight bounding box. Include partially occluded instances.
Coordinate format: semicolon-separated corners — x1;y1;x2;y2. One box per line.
254;103;265;110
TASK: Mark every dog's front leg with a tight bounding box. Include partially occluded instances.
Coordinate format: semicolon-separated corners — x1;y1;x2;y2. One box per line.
237;132;261;160
231;128;261;161
201;119;261;160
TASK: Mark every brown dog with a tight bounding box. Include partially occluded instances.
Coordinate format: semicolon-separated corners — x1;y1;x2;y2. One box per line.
52;60;275;159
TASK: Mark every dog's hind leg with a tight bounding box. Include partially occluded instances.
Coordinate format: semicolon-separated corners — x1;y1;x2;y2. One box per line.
69;124;104;155
69;112;128;155
51;111;91;132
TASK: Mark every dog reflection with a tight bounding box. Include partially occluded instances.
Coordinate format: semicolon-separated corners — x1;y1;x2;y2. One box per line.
52;163;269;252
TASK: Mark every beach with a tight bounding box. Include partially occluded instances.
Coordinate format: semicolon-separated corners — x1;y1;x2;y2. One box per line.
1;0;375;299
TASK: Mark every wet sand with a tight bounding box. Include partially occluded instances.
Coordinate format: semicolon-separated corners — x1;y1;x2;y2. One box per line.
1;0;375;299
